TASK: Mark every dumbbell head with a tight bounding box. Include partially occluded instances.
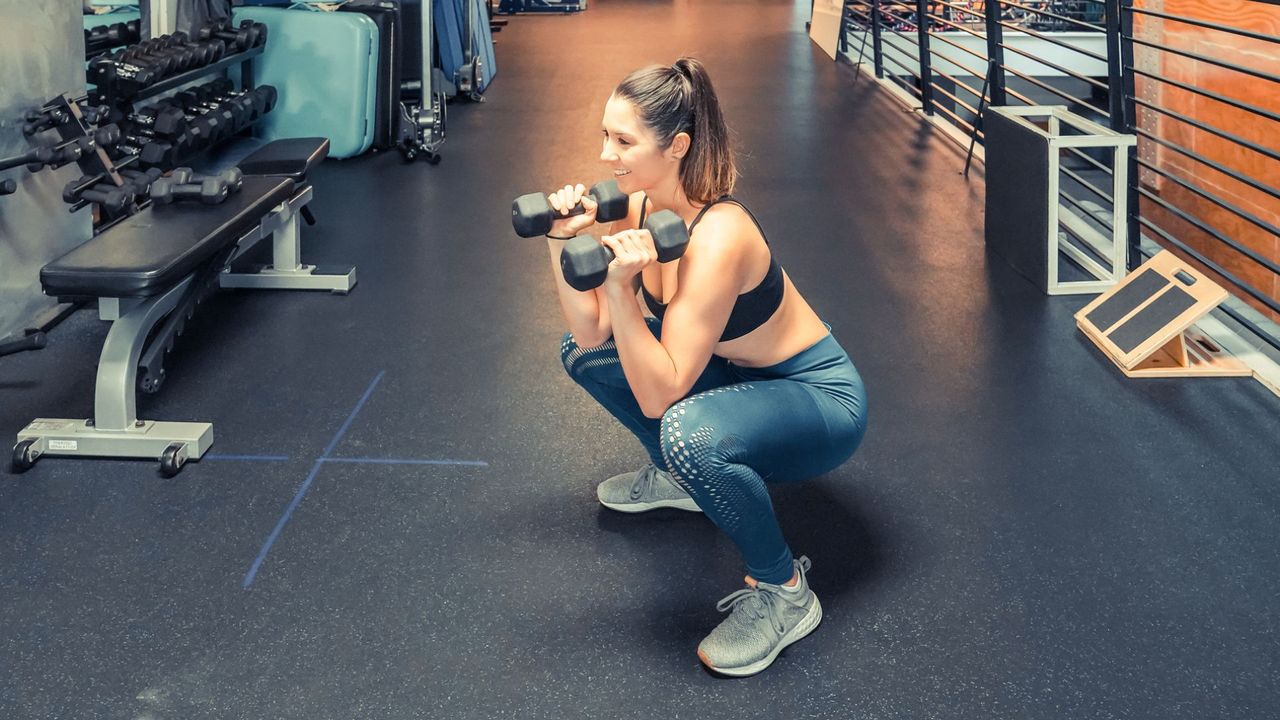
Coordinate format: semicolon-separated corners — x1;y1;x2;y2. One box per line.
197;177;229;205
558;209;690;292
217;168;243;193
151;106;189;138
256;85;278;114
511;179;628;238
0;179;16;196
559;237;611;293
644;209;691;263
149;176;178;204
138;140;178;169
94;124;122;150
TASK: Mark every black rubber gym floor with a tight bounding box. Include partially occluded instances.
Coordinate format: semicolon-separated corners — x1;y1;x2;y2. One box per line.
3;2;1279;718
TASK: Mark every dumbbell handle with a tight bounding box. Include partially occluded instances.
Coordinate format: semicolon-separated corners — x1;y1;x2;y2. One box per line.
512;179;625;238
0;149;43;172
1;141;82;173
558;210;690;292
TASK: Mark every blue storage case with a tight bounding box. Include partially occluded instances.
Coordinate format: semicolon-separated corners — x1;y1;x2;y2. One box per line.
232;6;379;158
468;0;497;92
433;0;497;94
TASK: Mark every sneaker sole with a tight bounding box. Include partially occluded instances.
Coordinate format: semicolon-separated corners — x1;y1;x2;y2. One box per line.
697;595;823;677
598;497;702;513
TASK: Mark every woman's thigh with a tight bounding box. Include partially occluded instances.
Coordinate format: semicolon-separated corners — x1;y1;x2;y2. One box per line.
663;379;864;484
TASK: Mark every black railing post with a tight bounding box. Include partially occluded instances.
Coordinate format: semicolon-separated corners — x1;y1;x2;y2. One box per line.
916;0;935;114
983;0;1008;105
1104;0;1125;129
871;0;885;79
1118;0;1141;269
838;0;850;56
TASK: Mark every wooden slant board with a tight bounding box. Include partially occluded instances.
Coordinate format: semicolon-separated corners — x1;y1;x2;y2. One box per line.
1075;250;1252;378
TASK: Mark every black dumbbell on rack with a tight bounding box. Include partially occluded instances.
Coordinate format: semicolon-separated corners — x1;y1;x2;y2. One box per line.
98;122;183;169
0;139;86;174
62;174;136;214
196;20;269;52
170;83;277;139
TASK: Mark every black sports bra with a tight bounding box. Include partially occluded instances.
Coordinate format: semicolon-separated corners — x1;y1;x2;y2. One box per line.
638;194;784;342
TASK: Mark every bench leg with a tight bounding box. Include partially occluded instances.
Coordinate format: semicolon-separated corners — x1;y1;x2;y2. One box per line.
220;186;357;294
14;280;214;475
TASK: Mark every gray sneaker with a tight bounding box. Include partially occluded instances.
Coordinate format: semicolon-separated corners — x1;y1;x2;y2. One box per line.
697;556;822;677
596;463;701;513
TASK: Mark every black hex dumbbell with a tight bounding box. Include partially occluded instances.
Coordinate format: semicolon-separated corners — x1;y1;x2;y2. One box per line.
119;168;165;197
511;179;630;238
560;209;691;292
97;122;183;169
63;177;135;214
121;42;205;75
150;167;243;205
1;179;16;196
196;20;267;51
105;46;177;79
86;56;159;96
172;89;251;128
170;167;243;193
168;97;238;142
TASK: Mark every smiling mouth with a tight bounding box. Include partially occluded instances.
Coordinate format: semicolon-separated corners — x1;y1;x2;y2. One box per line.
614;169;631;176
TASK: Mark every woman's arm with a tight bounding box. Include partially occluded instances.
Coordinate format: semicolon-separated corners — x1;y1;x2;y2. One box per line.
602;210;746;418
550;192;646;348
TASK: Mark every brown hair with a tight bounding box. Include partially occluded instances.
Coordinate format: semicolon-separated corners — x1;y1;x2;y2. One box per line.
614;57;737;204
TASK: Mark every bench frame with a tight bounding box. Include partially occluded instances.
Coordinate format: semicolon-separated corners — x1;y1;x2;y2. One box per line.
14;160;354;476
221;184;357;293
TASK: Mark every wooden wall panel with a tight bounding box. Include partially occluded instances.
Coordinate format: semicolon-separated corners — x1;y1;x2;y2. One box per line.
1132;0;1279;322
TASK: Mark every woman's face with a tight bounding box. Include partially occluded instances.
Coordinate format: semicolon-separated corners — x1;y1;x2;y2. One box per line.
599;95;679;195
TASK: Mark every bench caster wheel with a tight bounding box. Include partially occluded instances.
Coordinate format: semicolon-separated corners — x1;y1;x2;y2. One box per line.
12;438;39;473
159;443;187;478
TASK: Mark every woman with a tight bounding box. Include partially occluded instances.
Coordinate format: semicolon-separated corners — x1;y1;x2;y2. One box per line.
544;57;868;677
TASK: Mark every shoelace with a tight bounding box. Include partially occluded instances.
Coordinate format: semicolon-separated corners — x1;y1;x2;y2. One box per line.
628;463;661;500
714;557;814;637
715;586;788;636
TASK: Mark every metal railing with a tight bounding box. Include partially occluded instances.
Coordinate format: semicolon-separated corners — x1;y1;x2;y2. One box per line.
837;0;1280;352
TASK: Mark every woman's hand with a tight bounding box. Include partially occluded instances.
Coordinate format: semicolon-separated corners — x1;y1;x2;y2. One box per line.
598;228;658;292
546;183;599;239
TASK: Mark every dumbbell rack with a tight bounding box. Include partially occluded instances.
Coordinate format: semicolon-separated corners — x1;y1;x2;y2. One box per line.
31;94;133;226
97;44;264;115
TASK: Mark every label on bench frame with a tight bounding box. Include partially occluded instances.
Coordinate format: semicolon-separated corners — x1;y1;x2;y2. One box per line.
49;440;79;451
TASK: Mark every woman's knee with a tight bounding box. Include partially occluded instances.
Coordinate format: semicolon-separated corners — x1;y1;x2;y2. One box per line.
560;332;622;383
659;396;739;482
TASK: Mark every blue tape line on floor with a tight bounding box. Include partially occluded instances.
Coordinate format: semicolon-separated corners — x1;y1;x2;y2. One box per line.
242;371;385;589
321;458;488;467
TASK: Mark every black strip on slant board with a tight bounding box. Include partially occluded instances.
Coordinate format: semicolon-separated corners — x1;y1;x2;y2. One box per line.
1107;285;1198;354
1086;269;1169;332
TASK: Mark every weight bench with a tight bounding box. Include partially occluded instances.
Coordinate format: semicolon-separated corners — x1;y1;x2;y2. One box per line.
221;137;356;293
13;138;353;476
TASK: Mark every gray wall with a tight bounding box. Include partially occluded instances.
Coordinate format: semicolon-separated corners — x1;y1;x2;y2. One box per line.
0;2;92;340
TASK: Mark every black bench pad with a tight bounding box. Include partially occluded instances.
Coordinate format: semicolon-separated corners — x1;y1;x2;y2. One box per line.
41;177;295;299
237;137;330;182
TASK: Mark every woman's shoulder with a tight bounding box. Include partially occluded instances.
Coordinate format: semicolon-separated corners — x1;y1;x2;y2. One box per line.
688;199;759;247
